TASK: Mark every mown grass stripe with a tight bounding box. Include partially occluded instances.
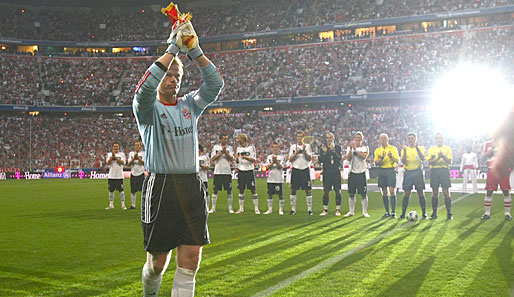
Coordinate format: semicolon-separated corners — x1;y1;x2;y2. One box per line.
252;194;471;297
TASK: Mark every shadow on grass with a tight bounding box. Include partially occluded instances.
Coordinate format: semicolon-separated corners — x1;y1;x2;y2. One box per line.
460;223;513;297
228;222;404;296
429;220;507;296
0;262;143;297
378;256;436;297
16;209;140;223
495;224;514;295
201;218;365;277
204;215;388;268
0;268;103;297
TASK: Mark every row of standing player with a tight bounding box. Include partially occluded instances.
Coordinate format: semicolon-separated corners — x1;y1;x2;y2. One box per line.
200;130;512;221
104;132;511;221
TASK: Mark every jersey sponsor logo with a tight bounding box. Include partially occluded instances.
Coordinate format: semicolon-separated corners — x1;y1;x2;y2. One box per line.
182;108;192;119
135;70;151;94
160;113;167;119
174;125;193;137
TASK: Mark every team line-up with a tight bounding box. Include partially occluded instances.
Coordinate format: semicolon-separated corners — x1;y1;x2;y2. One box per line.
106;130;512;222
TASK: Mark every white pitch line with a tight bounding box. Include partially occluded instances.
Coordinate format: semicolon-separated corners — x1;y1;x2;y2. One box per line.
251;193;473;297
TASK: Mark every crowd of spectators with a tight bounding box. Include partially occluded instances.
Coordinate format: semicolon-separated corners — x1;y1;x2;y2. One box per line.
40;57;125;106
0;104;489;172
0;113;140;171
2;27;513;106
1;0;513;41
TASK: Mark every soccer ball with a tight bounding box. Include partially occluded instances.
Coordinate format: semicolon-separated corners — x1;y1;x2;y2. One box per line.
407;211;418;221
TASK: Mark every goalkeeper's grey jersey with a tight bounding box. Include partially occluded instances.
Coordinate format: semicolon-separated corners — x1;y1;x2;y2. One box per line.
133;62;223;174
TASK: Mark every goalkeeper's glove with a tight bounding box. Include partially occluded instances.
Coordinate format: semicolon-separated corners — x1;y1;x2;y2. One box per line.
178;22;203;60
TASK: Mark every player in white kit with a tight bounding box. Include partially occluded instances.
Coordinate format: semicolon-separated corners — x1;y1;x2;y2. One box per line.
105;142;127;210
210;134;235;213
198;144;210;208
345;132;370;217
264;142;286;215
235;134;259;214
289;130;314;215
460;146;478;194
128;141;145;209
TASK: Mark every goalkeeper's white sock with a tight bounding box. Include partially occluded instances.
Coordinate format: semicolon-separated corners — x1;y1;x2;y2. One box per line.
171;267;196;297
131;193;137;207
142;263;163;297
211;194;217;211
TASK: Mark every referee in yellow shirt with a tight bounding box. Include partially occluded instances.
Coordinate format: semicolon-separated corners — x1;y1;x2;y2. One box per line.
427;133;453;220
374;133;400;218
400;132;428;220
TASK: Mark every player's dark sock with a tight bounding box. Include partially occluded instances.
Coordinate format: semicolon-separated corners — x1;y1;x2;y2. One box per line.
382;196;390;214
419;196;426;215
402;196;409;216
432;195;438;215
445;196;451;215
391;195;397;214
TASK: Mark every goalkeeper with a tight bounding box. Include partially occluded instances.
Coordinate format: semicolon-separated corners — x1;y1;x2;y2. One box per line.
133;13;224;297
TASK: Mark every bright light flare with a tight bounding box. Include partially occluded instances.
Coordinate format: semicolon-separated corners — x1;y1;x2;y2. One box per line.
431;64;513;138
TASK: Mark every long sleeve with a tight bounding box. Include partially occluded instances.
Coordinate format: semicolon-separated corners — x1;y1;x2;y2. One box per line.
189;63;224;114
133;63;167;125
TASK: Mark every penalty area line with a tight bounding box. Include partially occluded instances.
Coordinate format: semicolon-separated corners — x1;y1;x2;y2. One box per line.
251;193;473;297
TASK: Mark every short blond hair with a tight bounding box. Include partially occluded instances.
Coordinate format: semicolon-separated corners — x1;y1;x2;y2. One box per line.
238;133;248;142
172;56;183;69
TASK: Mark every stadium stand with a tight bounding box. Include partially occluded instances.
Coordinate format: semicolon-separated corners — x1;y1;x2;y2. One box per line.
0;105;488;172
1;0;513;41
1;26;513;106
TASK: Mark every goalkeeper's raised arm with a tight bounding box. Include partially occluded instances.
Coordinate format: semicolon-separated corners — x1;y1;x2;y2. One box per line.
133;20;223;125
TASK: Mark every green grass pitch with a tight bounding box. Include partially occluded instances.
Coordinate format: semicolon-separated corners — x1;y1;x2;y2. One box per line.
0;178;512;297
